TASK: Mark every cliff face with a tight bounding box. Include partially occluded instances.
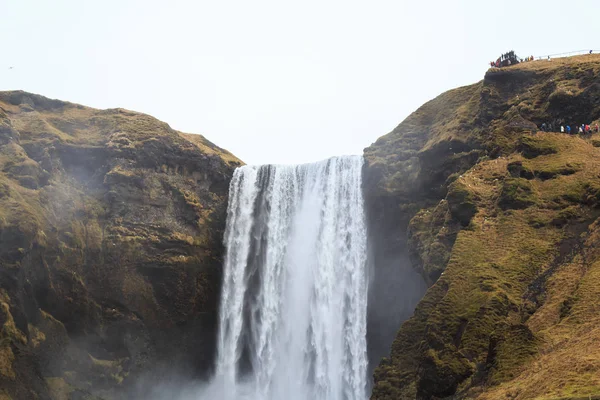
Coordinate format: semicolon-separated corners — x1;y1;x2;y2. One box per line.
365;55;600;399
3;54;600;400
0;91;241;400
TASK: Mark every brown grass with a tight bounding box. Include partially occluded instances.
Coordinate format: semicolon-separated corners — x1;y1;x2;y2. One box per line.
466;134;600;398
493;54;600;74
374;130;600;399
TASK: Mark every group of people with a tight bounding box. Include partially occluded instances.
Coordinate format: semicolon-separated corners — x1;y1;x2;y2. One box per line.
491;50;596;69
490;50;522;68
540;122;600;134
490;53;536;68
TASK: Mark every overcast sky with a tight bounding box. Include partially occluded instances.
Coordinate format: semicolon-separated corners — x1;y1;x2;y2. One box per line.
2;0;599;165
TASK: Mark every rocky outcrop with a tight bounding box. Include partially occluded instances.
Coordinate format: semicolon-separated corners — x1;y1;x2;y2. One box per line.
3;54;600;400
0;91;241;400
365;55;600;399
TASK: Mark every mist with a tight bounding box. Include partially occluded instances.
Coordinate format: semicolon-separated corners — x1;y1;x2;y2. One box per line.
367;247;427;376
123;157;428;400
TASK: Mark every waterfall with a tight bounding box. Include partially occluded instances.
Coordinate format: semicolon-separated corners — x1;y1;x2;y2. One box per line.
210;155;368;400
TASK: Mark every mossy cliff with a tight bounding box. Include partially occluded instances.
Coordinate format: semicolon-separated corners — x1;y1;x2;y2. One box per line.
0;91;241;400
365;54;600;399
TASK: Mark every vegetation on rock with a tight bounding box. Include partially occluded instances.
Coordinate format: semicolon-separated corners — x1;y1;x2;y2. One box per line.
3;53;600;400
365;54;600;399
0;91;241;400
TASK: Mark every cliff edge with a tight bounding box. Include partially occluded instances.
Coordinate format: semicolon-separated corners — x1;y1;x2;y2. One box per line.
0;91;241;400
365;54;600;399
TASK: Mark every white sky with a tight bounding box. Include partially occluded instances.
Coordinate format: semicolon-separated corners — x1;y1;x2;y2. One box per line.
2;0;599;165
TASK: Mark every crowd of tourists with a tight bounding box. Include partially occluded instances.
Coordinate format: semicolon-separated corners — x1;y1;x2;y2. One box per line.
490;51;522;68
491;50;595;69
490;51;536;68
540;122;600;134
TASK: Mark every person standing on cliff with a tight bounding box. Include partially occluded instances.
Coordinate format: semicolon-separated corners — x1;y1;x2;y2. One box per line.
561;125;564;133
566;125;571;134
595;124;599;133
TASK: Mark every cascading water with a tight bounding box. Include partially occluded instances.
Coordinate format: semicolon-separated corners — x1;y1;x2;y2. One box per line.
209;155;368;400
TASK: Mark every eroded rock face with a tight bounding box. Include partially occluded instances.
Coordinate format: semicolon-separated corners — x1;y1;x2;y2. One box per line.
365;55;600;399
0;91;241;400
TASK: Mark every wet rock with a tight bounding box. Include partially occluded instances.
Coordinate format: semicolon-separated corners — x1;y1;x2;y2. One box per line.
0;90;241;400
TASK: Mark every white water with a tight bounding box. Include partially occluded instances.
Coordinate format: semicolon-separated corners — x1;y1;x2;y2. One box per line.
207;155;368;400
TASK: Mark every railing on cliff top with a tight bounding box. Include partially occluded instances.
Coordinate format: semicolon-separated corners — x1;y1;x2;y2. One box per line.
531;49;600;60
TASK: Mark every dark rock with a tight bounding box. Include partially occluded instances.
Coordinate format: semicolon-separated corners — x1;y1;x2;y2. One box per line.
0;90;241;400
519;135;558;159
446;181;478;226
498;178;536;210
507;161;534;179
365;55;600;399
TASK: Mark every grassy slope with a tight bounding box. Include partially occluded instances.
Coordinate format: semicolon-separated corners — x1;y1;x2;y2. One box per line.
367;55;600;399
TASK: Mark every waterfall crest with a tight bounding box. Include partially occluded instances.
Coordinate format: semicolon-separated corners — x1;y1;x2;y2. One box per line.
212;155;368;400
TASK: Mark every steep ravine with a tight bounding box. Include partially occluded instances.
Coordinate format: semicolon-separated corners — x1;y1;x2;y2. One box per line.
0;91;241;400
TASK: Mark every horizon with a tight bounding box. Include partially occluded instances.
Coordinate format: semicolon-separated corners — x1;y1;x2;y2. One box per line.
2;0;599;165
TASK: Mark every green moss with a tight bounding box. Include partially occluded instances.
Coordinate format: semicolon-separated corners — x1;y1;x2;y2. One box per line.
369;55;600;400
519;135;559;159
486;325;538;385
530;162;582;180
552;181;589;205
447;181;478;226
418;347;473;397
507;161;534;179
408;202;457;284
551;206;582;227
581;182;600;206
499;178;537;209
525;208;555;228
0;91;238;400
0;295;27;345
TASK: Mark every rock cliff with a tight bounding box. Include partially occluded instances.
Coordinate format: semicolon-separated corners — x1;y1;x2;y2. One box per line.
0;91;241;400
365;54;600;399
3;53;600;400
